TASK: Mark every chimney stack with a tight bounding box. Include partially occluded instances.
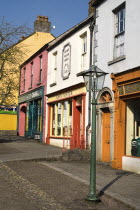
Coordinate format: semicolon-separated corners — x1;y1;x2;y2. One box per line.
34;16;51;33
88;0;95;16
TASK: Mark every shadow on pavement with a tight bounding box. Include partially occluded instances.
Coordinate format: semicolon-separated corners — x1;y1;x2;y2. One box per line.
98;171;134;197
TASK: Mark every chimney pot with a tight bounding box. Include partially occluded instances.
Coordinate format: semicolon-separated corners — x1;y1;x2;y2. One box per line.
34;15;51;33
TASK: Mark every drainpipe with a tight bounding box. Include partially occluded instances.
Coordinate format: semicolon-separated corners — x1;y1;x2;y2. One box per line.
86;14;96;149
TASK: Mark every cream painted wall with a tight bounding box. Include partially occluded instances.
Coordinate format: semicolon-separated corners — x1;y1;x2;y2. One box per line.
94;0;140;90
47;25;90;95
122;156;140;174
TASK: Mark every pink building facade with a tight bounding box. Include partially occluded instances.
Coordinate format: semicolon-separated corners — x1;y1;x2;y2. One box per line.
18;45;48;142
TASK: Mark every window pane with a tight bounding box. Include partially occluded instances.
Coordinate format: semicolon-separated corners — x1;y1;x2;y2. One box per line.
63;101;68;136
120;20;123;32
52;104;55;135
120;9;124;21
57;103;61;136
68;100;72;136
116;7;125;34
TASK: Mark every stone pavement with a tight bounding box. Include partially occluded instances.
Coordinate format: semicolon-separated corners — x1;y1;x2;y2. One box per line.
0;135;62;162
0;135;139;210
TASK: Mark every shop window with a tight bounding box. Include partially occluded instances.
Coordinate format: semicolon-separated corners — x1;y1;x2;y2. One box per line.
126;99;140;156
26;104;29;132
51;100;72;137
52;104;56;135
113;3;125;59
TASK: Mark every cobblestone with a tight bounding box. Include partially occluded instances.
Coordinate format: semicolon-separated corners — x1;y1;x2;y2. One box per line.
0;161;66;210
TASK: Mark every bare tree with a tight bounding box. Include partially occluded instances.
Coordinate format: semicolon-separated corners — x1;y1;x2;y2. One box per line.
0;17;32;105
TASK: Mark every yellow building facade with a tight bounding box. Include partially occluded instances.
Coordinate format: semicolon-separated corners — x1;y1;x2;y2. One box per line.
0;16;54;105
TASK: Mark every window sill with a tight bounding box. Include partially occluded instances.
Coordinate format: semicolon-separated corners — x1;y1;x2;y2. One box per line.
50;82;57;87
28;86;32;90
108;55;126;66
115;31;125;38
36;82;41;86
50;136;70;139
81;52;86;56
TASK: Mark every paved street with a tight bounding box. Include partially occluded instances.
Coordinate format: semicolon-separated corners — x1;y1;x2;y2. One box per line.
0;136;139;210
0;160;133;210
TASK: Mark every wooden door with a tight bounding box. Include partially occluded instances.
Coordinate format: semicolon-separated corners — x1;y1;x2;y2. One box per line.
75;106;81;148
102;109;110;162
72;98;82;149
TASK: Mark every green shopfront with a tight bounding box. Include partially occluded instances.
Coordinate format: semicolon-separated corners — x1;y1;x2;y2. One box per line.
18;87;44;141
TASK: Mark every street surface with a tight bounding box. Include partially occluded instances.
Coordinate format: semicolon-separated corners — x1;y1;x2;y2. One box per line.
0;160;133;210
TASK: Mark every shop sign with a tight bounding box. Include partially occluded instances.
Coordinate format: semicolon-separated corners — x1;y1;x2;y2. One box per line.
56;91;73;100
62;43;71;79
118;81;140;95
19;88;43;103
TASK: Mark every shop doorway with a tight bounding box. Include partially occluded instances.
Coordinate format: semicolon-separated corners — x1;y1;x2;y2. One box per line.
74;106;82;148
19;105;26;136
72;96;82;149
102;108;110;162
27;99;42;139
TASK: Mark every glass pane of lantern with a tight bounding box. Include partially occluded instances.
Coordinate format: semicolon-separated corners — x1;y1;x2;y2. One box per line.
84;74;90;91
96;74;105;90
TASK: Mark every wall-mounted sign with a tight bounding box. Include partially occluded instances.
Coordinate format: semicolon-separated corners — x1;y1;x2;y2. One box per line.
55;91;73;100
19;88;44;103
62;43;71;80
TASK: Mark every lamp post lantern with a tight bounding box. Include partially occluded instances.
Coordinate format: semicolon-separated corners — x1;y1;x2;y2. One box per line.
77;65;108;202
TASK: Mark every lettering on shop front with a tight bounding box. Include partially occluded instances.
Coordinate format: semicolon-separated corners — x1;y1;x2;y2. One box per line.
19;88;43;103
56;91;73;100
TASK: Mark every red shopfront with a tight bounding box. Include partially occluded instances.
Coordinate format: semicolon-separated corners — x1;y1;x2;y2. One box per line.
46;85;86;149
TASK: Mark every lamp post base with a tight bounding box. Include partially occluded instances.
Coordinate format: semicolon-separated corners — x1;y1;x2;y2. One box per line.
86;194;101;202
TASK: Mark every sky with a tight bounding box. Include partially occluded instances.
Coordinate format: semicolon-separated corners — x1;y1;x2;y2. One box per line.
0;0;89;37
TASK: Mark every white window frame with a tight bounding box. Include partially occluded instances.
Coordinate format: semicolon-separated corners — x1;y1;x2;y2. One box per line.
113;3;125;59
80;32;87;71
50;51;57;86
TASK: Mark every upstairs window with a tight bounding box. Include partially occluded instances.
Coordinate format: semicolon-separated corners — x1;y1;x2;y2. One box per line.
50;51;57;86
30;62;33;87
39;55;42;83
22;67;26;92
113;3;125;59
80;32;87;71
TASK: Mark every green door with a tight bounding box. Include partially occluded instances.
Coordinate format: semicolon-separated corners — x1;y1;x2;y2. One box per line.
27;100;42;138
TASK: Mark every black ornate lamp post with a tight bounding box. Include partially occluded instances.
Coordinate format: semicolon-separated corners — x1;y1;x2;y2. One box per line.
77;65;108;202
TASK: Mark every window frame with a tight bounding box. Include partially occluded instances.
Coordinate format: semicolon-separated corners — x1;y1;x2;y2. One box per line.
80;32;87;71
30;62;33;88
113;2;126;59
50;51;57;87
39;55;43;84
23;67;26;91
